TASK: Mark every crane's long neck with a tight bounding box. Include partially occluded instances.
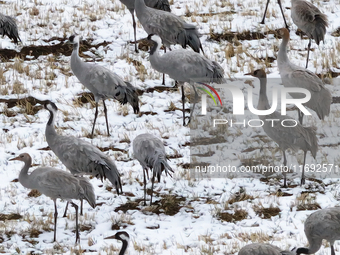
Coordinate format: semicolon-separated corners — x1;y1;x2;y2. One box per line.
277;34;290;67
149;38;166;73
119;240;128;255
70;42;86;79
18;158;33;189
45;109;58;140
258;78;271;111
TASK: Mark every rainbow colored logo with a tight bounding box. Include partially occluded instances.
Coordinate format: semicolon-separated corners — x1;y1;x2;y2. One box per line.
197;83;222;106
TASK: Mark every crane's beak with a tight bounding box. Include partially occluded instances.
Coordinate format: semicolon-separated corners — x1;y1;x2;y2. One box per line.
244;72;252;76
9;156;20;161
104;235;117;240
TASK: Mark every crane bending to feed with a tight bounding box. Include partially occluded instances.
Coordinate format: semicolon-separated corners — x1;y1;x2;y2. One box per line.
133;133;173;205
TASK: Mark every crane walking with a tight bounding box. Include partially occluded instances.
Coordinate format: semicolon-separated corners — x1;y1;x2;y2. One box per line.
277;28;331;124
147;34;224;126
44;100;122;215
133;133;173;205
10;153;95;243
69;35;139;138
296;207;340;255
105;231;130;255
119;0;171;53
245;69;318;186
0;13;21;44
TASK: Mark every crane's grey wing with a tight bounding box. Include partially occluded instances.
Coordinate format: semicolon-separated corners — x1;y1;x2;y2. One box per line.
50;135;122;193
143;12;185;41
32;168;81;199
158;50;221;82
87;65;139;113
262;112;318;154
0;13;21;44
284;69;323;92
133;134;173;181
305;208;340;242
239;243;281;255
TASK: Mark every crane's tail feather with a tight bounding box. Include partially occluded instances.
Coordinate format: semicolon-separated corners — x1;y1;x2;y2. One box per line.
0;15;21;44
212;61;225;84
304;126;318;158
153;0;171;12
179;24;203;53
153;155;173;182
78;177;96;208
103;161;123;195
315;88;331;120
312;13;328;45
121;82;140;114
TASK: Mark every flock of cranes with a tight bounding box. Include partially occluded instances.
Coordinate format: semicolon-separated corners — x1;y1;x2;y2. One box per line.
1;0;339;253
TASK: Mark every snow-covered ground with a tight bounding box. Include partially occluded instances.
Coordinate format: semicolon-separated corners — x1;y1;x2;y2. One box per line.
1;0;340;254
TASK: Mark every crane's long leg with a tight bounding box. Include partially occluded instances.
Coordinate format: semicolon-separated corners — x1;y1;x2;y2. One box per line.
63;200;83;217
180;82;186;126
143;168;147;206
91;102;99;138
63;202;69;217
80;199;83;216
53;200;58;242
162;47;166;85
331;245;335;255
131;12;139;53
277;0;289;29
150;175;155;206
298;109;304;125
282;150;287;188
186;83;198;126
260;0;271;24
300;151;307;185
103;99;110;137
71;202;80;243
305;38;311;69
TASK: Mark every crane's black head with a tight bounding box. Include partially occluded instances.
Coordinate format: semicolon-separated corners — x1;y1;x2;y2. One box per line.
295;248;309;255
69;34;80;44
104;231;130;242
44;100;58;112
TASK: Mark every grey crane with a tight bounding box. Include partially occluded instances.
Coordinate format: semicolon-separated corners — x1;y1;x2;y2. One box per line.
119;0;171;53
261;0;289;29
133;133;173;205
147;34;224;126
0;13;21;44
9;153;95;243
291;0;328;68
239;243;294;255
69;35;139;138
296;207;340;255
262;0;328;68
245;69;318;186
44;100;122;215
134;0;203;53
278;28;332;124
104;231;130;255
